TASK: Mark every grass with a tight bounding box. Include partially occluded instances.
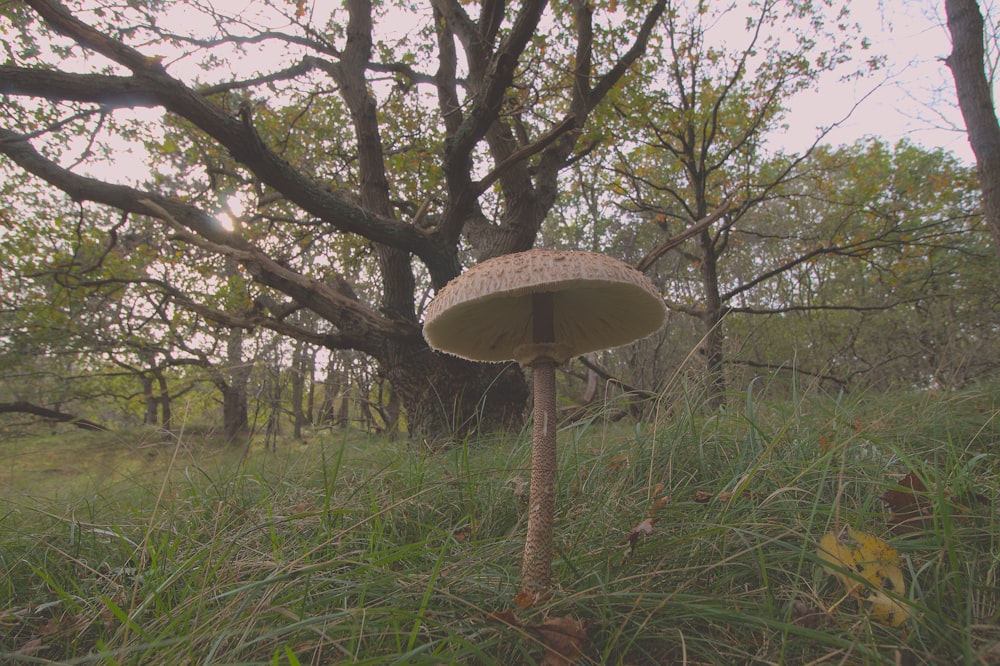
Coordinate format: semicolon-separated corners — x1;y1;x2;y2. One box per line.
1;381;998;664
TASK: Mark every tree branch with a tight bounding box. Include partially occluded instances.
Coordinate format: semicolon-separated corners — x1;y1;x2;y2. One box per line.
14;0;456;277
576;355;657;399
0;401;108;431
635;198;732;273
474;114;577;195
139;199;421;346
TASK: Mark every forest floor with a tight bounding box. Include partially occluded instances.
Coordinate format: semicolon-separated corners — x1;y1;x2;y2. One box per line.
1;381;999;664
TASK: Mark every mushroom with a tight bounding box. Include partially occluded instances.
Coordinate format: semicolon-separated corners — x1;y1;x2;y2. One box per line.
423;248;666;599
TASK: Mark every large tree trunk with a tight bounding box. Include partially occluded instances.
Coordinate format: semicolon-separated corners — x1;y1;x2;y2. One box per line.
141;375;158;425
384;341;528;438
698;229;728;408
319;355;342;426
222;383;249;444
153;366;171;429
946;0;1000;260
222;326;250;444
290;340;310;440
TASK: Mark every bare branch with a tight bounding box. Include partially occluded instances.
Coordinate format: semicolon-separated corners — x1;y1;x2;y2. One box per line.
474;115;577;195
635;198;732;273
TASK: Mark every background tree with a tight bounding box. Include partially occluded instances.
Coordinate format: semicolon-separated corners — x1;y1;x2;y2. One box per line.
585;0;876;403
540;136;996;405
4;1;996;441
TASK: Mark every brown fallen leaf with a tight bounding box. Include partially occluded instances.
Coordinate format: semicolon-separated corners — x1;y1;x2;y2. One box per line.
649;494;671;513
882;471;991;536
693;490;733;503
607;453;629;473
514;589;537;610
881;471;931;535
37;616;64;637
623;517;658;560
485;608;520;626
528;615;589;666
692;489;714;503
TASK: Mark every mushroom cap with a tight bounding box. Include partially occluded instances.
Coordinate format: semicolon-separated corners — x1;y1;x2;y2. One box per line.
423;249;666;363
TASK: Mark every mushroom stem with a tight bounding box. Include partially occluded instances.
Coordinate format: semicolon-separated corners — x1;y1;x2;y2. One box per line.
521;292;558;597
522;358;557;596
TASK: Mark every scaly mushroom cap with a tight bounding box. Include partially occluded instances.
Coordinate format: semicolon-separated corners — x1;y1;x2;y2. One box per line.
423;249;666;364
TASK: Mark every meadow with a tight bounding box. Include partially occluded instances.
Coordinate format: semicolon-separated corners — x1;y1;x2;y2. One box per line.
1;381;998;664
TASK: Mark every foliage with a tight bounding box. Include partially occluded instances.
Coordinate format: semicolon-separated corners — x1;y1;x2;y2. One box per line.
539;0;892;403
724;139;999;391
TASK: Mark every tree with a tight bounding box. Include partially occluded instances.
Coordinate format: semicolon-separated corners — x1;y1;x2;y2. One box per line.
289;338;316;440
598;0;874;403
0;0;666;436
945;0;1000;261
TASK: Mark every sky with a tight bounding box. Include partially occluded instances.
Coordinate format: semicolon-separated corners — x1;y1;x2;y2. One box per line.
334;0;977;164
30;0;982;192
161;0;978;166
778;0;975;163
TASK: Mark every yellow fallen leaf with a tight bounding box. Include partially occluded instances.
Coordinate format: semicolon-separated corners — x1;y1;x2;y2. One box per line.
867;589;911;627
818;532;859;595
817;528;910;627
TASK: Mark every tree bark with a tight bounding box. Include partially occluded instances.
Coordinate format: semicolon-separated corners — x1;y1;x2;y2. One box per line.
945;0;1000;260
319;356;342;425
141;375;158;425
698;228;728;407
223;382;249;444
152;366;172;429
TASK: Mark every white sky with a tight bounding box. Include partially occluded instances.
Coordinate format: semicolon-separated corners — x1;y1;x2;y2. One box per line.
779;0;975;163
